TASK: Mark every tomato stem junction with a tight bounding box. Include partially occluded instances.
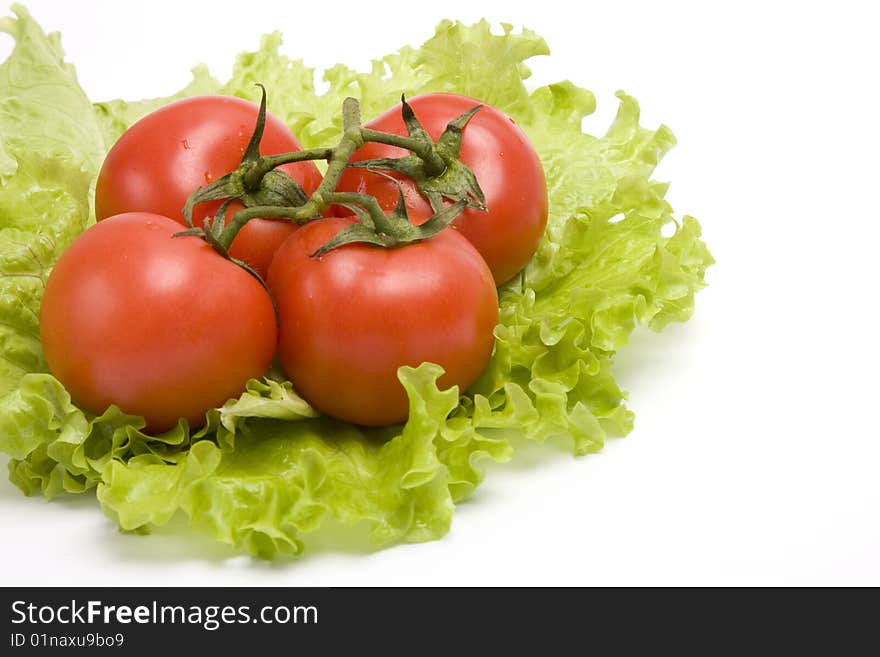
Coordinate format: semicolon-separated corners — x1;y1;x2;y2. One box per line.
182;86;485;257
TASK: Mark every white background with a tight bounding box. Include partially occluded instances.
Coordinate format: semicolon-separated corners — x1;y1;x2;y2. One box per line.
1;0;878;586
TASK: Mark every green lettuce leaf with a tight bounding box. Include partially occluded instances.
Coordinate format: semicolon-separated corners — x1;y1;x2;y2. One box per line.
0;11;713;558
0;4;106;396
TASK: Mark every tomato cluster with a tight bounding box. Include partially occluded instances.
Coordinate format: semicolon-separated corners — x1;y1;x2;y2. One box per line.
39;93;547;430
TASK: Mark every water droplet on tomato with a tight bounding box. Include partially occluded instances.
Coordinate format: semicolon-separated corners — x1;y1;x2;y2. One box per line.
182;139;191;149
204;171;214;183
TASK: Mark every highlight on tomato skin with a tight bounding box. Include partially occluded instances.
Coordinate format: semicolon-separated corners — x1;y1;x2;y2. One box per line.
38;212;278;433
94;95;320;280
266;216;499;427
334;92;549;286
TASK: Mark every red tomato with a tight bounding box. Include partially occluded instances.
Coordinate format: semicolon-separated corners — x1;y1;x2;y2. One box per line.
95;95;320;278
334;93;548;285
40;213;277;432
223;200;298;280
267;217;499;426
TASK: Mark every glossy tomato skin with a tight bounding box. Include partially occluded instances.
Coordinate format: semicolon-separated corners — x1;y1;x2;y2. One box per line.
334;93;548;286
95;95;319;277
40;213;277;432
267;217;499;426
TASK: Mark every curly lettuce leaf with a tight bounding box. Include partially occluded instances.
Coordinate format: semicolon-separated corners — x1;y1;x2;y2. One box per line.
98;365;461;558
0;372;319;497
0;4;106;396
0;12;713;558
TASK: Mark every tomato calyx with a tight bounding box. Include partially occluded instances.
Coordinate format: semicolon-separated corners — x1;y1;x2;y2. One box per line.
179;88;487;259
176;199;237;257
313;192;468;257
181;85;311;230
352;95;487;213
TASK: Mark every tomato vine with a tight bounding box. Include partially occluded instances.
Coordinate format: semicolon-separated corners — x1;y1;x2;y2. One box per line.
179;86;486;258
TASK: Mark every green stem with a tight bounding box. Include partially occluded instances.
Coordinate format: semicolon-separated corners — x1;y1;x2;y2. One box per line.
359;128;445;175
217;205;309;251
242;148;335;188
342;97;361;131
218;98;368;249
325;192;396;234
317;99;365;195
211;94;468;253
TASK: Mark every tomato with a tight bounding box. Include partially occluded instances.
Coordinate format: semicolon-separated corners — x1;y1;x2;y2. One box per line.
333;93;548;285
267;217;498;426
95;95;320;279
223;200;298;280
40;213;277;432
